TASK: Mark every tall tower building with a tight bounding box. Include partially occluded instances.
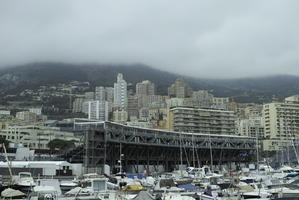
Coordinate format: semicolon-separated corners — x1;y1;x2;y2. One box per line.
114;73;128;109
136;80;155;96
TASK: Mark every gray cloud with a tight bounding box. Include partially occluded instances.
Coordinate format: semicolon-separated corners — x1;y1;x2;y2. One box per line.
1;0;299;78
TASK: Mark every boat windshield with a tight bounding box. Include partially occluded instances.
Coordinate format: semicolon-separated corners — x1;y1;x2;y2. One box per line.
20;173;31;178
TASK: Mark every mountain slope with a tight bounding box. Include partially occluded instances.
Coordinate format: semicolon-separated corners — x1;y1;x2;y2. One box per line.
0;62;299;103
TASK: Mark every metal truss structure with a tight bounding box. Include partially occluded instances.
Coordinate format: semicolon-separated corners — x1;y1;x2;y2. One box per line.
67;119;256;172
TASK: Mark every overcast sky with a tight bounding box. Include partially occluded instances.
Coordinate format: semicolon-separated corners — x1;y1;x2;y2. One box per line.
1;0;299;78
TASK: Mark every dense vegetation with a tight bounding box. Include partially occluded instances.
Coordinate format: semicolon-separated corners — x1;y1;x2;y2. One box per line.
0;137;9;148
48;139;75;151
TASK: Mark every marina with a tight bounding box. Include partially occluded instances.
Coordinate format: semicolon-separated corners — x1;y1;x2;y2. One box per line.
1;162;299;199
1;121;299;200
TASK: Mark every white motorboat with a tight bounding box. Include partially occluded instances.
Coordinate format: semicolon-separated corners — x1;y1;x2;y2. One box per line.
12;172;36;187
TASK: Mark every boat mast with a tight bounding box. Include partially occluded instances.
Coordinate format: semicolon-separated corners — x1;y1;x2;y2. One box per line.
192;132;195;167
209;134;213;172
255;128;259;172
289;120;299;165
3;143;13;185
180;132;183;176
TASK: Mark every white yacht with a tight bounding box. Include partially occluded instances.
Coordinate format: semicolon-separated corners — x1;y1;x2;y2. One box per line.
12;172;36;188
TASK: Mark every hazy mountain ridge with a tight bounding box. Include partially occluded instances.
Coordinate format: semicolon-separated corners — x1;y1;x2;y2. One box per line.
0;62;299;103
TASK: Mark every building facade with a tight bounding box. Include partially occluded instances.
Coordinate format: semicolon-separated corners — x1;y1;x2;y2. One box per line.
262;101;299;151
0;125;78;150
167;107;236;135
16;111;37;123
238;117;264;138
263;102;299;140
88;101;109;121
95;86;106;101
114;73;128;109
136;80;155;96
168;78;193;98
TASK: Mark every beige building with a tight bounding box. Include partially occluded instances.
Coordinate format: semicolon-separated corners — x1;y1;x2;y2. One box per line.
168;78;193;98
127;95;139;119
138;95;167;109
262;139;292;151
136;80;155;96
167;107;236;135
244;104;263;118
112;110;128;124
16;111;37;123
263;101;299;150
238;117;264;138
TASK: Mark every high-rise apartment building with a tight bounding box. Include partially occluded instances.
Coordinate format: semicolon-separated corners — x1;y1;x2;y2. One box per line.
168;78;193;98
262;99;299;151
136;80;155;96
167;107;236;135
88;100;109;121
114;73;128;109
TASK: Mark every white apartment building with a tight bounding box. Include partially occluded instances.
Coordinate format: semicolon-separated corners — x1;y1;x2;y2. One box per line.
0;110;10;116
29;108;42;116
114;73;128;109
0;125;78;150
88;101;109;121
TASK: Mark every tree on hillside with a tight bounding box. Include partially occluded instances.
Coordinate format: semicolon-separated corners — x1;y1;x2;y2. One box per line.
0;137;9;148
48;139;75;151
